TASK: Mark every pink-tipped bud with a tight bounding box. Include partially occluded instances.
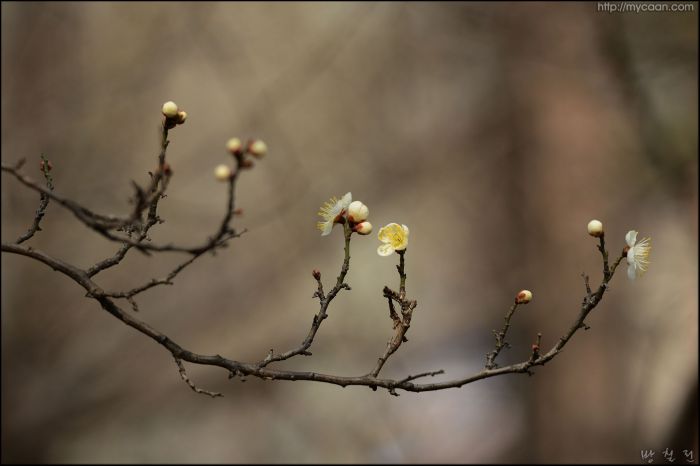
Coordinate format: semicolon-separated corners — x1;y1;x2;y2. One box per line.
516;289;533;304
312;269;321;280
162;163;172;176
233;208;244;216
354;221;373;235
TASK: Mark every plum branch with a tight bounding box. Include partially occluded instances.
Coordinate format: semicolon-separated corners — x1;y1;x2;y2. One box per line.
1;104;650;397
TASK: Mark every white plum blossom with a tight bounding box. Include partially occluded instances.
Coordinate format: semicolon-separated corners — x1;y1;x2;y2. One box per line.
316;192;352;236
625;230;651;280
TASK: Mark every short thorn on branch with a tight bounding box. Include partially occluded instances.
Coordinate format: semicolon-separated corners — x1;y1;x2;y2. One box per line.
397;369;446;385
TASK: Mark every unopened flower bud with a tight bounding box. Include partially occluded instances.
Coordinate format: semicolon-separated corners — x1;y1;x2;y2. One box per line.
531;343;540;352
39;159;53;172
516;289;533;304
162;101;179;118
214;164;233;181
353;221;373;235
176;111;187;124
312;269;321;280
587;219;604;238
162;163;172;176
226;137;243;155
248;139;267;158
233;208;244;216
347;201;369;223
240;158;255;169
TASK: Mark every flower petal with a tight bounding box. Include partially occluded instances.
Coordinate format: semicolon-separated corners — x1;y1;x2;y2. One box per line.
627;247;635;264
377;243;395;256
625;230;638;247
378;223;399;243
319;221;333;236
627;263;637;280
402;224;410;237
340;192;352;209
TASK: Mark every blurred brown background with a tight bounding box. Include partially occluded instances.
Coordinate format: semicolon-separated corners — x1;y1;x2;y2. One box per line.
1;2;697;463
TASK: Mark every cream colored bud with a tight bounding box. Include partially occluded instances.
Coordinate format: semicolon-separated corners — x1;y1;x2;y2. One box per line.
162;101;179;118
176;111;187;124
516;290;533;304
214;164;233;182
226;138;243;154
347;201;369;223
587;219;604;237
354;221;373;235
249;139;267;158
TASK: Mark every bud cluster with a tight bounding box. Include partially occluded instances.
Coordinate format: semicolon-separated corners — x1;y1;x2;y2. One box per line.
215;137;268;182
225;137;267;169
161;101;188;129
348;200;372;236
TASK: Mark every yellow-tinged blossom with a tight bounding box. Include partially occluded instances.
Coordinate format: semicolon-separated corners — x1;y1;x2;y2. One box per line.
377;223;409;256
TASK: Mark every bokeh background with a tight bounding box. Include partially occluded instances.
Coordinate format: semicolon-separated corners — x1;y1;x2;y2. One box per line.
2;2;697;463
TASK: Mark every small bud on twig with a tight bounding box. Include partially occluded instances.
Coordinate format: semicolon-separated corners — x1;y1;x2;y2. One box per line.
587;219;604;238
240;158;255;169
312;269;321;280
162;101;179;119
353;221;373;235
226;138;243;155
214;164;233;182
176;111;187;125
248;139;267;158
162;163;172;176
39;159;53;172
515;289;533;304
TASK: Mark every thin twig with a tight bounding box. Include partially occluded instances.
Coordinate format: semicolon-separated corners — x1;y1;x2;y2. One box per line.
370;250;417;378
2;155;242;255
175;358;223;398
485;302;520;369
15;155;54;244
397;370;445;385
257;222;353;367
2;162;128;230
